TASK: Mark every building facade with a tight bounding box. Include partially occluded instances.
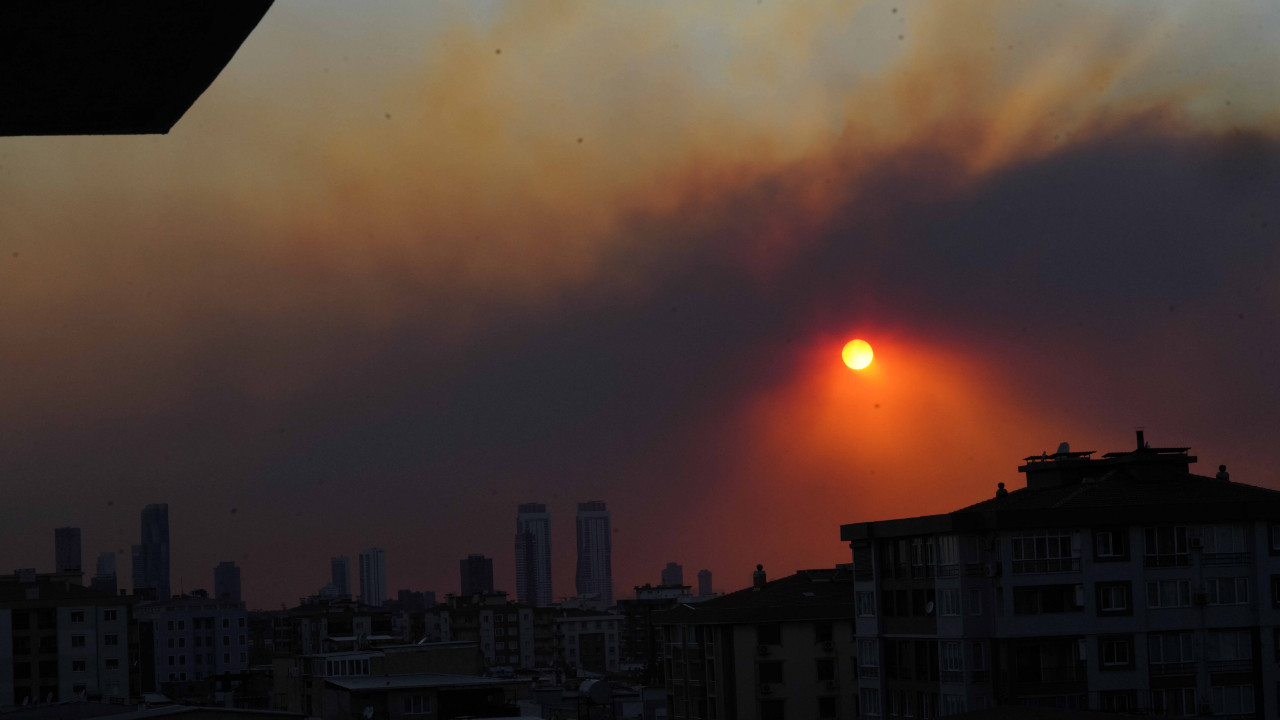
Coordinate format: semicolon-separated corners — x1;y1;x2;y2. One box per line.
132;503;170;601
698;570;713;598
656;567;857;720
841;432;1280;718
460;554;494;597
359;548;386;609
0;570;134;707
54;527;81;575
133;594;249;691
214;561;242;603
576;501;614;606
434;592;539;670
557;611;623;674
515;503;554;607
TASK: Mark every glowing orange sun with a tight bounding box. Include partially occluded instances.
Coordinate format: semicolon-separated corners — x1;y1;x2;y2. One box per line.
842;339;874;370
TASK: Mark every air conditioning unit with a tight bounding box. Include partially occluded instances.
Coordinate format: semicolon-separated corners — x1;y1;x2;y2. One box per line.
1193;593;1209;606
760;683;774;695
822;641;834;652
757;645;771;656
1190;538;1204;550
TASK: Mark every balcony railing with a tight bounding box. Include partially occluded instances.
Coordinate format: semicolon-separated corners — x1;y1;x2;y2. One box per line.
1143;554;1191;568
1203;552;1252;566
1011;558;1081;574
1150;661;1197;676
856;665;880;679
941;670;964;683
1208;659;1254;672
936;564;960;578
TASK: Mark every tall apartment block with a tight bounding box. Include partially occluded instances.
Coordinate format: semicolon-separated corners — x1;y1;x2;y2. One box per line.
842;431;1280;717
576;501;613;606
331;556;351;598
460;555;494;597
214;561;242;603
358;548;386;608
516;503;553;607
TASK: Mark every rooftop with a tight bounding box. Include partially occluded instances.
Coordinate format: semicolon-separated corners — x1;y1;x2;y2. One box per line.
655;567;853;625
842;432;1280;542
325;672;521;692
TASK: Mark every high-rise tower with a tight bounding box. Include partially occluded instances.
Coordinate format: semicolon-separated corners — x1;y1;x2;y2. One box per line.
515;503;553;607
358;548;386;607
331;555;351;597
214;560;242;603
132;504;170;600
54;527;82;574
575;501;613;605
459;554;494;596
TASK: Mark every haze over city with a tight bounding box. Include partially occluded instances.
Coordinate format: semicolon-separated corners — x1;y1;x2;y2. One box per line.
3;0;1280;613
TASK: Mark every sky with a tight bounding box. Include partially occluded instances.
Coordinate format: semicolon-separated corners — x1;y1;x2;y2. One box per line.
2;1;1280;610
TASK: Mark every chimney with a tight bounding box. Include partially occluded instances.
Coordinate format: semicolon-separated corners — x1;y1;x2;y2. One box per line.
752;564;766;590
1136;429;1145;451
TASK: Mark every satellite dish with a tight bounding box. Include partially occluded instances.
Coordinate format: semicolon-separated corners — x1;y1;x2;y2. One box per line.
363;707;374;719
1056;442;1070;454
925;601;935;615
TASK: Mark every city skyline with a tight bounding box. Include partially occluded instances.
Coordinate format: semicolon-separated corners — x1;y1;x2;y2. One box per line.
2;2;1279;611
515;502;554;607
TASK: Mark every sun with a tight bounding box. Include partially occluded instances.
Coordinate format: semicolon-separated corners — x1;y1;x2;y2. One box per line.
842;339;874;370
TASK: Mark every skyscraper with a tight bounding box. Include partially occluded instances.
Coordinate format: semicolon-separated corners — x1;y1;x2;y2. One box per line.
358;548;386;608
331;555;351;597
697;569;713;597
459;554;494;596
575;501;613;605
214;560;242;602
91;551;117;596
515;503;553;607
132;503;170;600
661;562;683;587
54;526;81;574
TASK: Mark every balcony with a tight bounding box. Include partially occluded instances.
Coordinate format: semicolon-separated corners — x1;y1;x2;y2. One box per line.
1150;662;1197;677
941;670;964;683
1011;558;1080;574
1202;552;1252;566
856;666;880;679
1208;659;1254;673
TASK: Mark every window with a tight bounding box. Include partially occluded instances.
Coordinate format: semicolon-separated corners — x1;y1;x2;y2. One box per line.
70;611;85;622
72;660;86;672
177;620;184;630
167;638;175;649
760;699;785;720
1147;579;1191;608
939;589;960;616
757;623;782;645
223;653;230;663
968;588;983;615
942;695;965;716
1206;630;1252;668
1206;577;1249;605
758;660;783;684
857;640;879;677
103;610;117;621
238;617;246;628
1094;529;1127;560
1096;582;1130;614
1202;524;1247;554
1100;691;1135;713
167;621;174;631
1211;685;1255;716
178;638;185;648
239;635;245;645
1144;526;1190;566
240;652;247;662
404;695;431;715
1100;636;1132;669
1010;531;1079;573
860;688;882;717
168;656;175;666
971;641;987;671
856;591;876;617
1271;575;1280;608
815;621;833;644
818;696;837;719
222;619;229;628
1149;633;1195;666
223;635;230;646
104;634;118;646
941;641;963;672
105;659;119;670
815;657;835;682
71;635;86;647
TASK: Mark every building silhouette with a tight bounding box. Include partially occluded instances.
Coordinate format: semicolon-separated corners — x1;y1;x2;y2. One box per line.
841;431;1280;717
698;569;713;597
576;501;613;606
515;502;553;607
460;554;495;597
358;548;386;608
92;551;118;596
661;562;684;587
214;560;242;602
331;555;351;598
131;503;170;600
54;526;81;574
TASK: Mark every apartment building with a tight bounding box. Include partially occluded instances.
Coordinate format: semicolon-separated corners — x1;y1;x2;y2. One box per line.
841;431;1280;718
656;566;857;720
133;593;249;691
